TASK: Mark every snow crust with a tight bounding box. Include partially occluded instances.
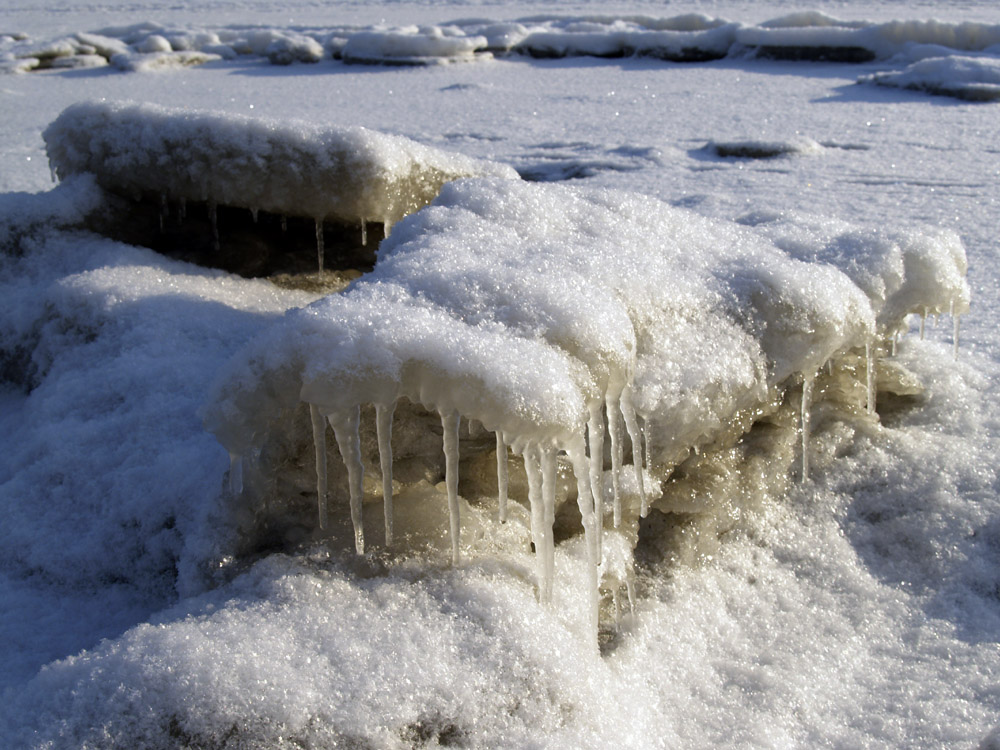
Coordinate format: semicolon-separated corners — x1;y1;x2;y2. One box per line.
43;101;517;231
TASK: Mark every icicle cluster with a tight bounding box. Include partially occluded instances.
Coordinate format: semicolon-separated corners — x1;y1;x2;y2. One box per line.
205;177;970;641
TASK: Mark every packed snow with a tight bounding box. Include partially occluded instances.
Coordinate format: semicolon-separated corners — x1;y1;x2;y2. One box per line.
1;0;999;748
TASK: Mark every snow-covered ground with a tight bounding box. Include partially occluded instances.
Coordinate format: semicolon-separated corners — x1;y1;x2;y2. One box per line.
2;1;999;748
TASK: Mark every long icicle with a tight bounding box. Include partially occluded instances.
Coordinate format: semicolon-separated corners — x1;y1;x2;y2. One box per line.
315;218;325;272
539;445;557;605
209;200;219;252
606;391;624;528
523;445;545;602
587;402;605;565
441;410;461;565
375;402;396;547
496;432;509;523
620;385;648;517
866;341;876;417
330;406;364;554
953;313;961;360
568;435;599;645
800;375;813;483
361;218;368;247
309;404;329;529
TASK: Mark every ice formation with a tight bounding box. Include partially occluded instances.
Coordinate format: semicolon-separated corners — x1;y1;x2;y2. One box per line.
4;14;1000;73
43;102;517;244
204;177;969;638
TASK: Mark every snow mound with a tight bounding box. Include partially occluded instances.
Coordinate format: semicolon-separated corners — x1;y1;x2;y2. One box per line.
859;55;1000;101
204;178;969;632
43;101;518;234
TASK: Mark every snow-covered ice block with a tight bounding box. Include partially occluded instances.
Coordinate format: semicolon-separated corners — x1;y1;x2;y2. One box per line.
204;177;968;608
43;101;518;232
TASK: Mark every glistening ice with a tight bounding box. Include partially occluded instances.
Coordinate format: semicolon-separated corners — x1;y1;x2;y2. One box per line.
203;175;969;639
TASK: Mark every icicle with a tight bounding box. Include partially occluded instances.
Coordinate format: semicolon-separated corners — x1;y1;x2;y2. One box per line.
827;359;834;376
158;193;168;233
496;432;509;523
250;207;259;223
606;391;624;528
800;375;813;483
441;410;461;565
228;453;243;496
567;435;599;645
329;407;364;554
309;404;329;529
280;214;287;232
209;200;219;252
620;386;647;517
866;342;876;417
375;402;395;547
383;217;393;237
315;218;325;272
523;445;545;601
891;332;898;357
361;218;368;246
539;446;557;604
587;402;605;565
919;309;926;340
625;573;636;616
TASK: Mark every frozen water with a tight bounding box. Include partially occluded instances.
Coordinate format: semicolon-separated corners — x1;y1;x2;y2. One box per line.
0;1;998;747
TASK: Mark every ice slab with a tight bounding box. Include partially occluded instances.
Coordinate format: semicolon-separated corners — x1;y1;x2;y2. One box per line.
43;101;518;232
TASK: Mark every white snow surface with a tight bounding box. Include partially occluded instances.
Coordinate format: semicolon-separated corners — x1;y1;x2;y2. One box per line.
1;0;1000;748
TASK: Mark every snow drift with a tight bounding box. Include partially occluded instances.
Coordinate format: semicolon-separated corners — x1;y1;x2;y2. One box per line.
204;177;970;635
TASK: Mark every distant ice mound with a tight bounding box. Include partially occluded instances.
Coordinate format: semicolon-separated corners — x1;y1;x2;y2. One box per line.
204;177;969;634
860;56;1000;101
4;14;1000;73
